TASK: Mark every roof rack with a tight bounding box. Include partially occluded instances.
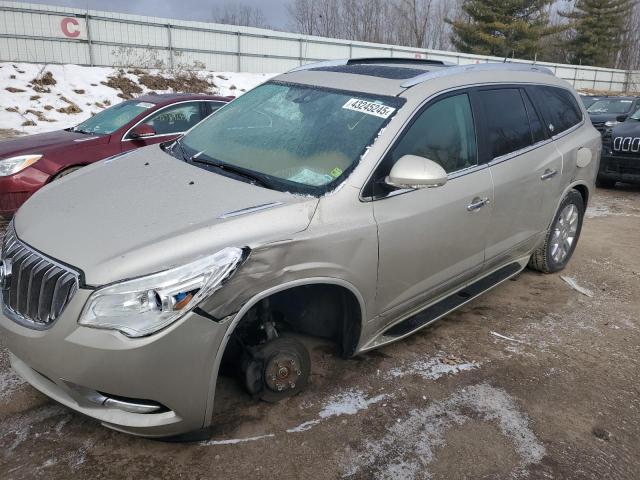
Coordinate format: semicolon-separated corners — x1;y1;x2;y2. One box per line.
288;57;453;73
400;62;555;88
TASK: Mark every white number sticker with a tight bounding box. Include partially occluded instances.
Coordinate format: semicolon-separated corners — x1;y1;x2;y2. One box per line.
342;98;395;118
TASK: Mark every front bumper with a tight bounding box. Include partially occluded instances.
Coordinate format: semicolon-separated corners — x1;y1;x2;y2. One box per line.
598;152;640;184
0;288;231;437
0;167;50;216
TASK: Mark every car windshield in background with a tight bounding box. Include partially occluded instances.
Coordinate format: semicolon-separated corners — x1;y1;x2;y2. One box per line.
180;82;403;195
587;98;635;114
630;109;640;120
71;100;155;135
581;97;600;108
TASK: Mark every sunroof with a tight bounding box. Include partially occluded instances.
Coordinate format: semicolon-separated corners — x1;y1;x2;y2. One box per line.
309;64;426;80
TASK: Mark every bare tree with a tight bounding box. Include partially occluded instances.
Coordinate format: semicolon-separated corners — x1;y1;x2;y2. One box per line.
213;2;269;28
286;0;459;52
286;0;318;35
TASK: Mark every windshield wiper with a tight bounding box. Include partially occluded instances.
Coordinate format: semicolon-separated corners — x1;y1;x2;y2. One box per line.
191;157;274;189
66;126;94;135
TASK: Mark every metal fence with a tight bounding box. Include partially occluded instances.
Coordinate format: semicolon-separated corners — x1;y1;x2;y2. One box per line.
1;0;639;93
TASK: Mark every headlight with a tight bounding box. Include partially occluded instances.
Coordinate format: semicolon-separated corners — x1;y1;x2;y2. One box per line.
79;247;245;337
604;120;618;127
0;154;42;176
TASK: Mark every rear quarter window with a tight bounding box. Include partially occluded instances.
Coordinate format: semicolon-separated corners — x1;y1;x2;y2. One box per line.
529;86;582;136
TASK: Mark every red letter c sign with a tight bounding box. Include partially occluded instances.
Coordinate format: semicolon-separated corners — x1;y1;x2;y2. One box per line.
61;17;80;38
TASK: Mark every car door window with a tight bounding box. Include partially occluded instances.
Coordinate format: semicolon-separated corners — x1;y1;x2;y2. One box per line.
389;93;477;174
476;88;533;159
522;90;546;143
529;86;582;135
138;102;203;136
203;101;225;117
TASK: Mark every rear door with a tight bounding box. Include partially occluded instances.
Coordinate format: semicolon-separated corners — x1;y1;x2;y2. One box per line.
474;86;562;267
370;91;493;317
527;86;584;224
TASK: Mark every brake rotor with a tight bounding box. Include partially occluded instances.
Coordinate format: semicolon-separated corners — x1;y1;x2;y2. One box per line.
264;352;304;393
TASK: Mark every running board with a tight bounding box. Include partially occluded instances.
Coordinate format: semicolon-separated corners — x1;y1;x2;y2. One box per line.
383;262;522;337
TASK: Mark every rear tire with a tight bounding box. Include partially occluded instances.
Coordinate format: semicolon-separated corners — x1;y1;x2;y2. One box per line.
595;176;616;189
528;189;584;273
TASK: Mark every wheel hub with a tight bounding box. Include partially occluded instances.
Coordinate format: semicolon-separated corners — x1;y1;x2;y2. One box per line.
264;354;303;392
550;204;579;264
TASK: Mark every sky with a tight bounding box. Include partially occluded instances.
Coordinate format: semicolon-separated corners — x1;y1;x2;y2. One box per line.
8;0;291;29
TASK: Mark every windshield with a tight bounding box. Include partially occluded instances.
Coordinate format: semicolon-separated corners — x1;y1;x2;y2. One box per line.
180;82;403;195
630;108;640;120
587;98;635;115
581;97;599;108
72;100;155;135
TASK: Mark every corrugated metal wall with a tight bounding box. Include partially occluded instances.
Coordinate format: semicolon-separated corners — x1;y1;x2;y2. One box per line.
0;0;636;92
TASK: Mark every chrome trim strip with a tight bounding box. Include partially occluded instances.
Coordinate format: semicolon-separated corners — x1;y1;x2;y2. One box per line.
218;202;284;219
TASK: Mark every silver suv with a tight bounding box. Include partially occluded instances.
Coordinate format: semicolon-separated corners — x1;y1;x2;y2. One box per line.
0;58;600;438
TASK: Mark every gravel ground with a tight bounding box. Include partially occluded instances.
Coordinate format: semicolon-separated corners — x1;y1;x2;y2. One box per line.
0;146;639;478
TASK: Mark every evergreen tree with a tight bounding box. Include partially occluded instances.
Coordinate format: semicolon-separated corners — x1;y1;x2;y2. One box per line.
561;0;634;67
448;0;557;60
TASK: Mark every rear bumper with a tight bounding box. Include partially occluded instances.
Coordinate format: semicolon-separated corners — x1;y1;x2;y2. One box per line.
598;153;640;184
0;288;231;438
0;167;50;215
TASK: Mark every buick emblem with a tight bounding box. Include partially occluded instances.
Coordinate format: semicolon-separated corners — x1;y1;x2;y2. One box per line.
0;259;12;289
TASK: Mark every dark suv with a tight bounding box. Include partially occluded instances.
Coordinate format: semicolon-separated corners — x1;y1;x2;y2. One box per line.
598;108;640;187
587;96;640;134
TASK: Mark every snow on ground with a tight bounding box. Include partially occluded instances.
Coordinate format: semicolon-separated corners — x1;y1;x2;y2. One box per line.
344;384;545;479
0;63;274;135
287;389;388;433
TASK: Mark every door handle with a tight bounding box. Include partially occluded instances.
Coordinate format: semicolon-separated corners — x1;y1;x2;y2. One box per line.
467;197;489;212
540;169;558;181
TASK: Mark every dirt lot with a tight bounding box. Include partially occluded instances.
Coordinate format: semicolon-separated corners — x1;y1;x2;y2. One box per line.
0;147;639;478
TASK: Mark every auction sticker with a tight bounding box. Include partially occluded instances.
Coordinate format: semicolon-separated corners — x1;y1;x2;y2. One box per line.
342;98;395;118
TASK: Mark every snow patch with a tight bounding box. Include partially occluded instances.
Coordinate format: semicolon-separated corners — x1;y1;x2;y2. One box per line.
0;62;274;135
560;275;594;297
202;433;275;446
0;368;26;401
387;355;479;381
344;383;545;479
287;389;387;433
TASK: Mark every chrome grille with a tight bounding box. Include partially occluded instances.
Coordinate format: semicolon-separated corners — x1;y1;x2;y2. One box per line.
1;223;79;329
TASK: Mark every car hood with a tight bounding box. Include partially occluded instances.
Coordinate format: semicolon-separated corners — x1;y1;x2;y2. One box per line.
14;145;319;286
588;113;624;124
609;120;640;137
0;129;109;158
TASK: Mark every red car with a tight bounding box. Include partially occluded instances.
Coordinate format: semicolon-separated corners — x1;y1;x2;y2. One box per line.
0;93;232;216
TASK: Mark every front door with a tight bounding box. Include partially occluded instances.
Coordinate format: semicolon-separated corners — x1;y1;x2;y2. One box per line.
371;92;493;318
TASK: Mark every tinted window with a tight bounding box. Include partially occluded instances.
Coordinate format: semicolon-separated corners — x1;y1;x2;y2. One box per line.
477;88;532;158
389;93;477;173
530;86;582;135
139;102;204;136
522;91;546;143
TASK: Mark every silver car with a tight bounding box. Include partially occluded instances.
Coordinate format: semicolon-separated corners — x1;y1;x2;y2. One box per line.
0;58;600;438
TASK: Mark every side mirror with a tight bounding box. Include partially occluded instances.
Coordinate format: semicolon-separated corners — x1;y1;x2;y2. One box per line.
385;155;447;189
616;115;628;123
129;124;156;139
